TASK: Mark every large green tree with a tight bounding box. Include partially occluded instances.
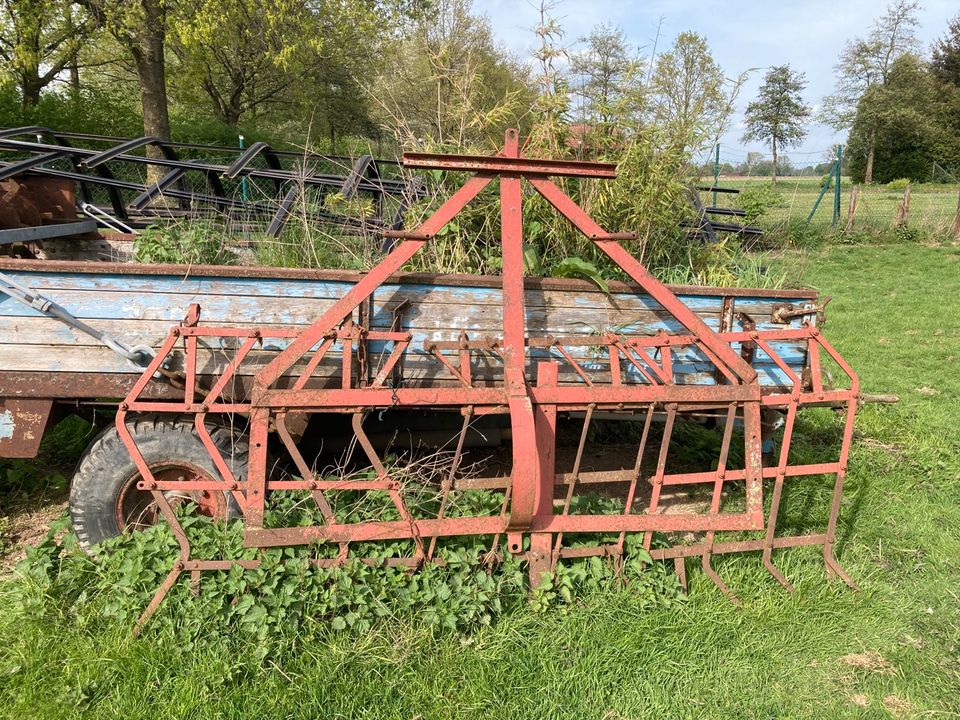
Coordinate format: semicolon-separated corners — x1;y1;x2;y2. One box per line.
931;13;960;88
822;0;921;183
846;54;948;183
741;65;810;183
930;16;960;172
78;0;174;144
171;0;315;126
171;0;417;141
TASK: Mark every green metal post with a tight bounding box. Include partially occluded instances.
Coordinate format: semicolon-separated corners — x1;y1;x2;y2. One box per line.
239;134;248;202
832;144;842;226
712;143;720;206
806;168;832;223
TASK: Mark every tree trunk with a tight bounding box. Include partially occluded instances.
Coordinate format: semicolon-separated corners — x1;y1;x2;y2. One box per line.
69;61;81;98
127;0;171;184
129;0;171;144
771;138;778;184
20;76;42;108
864;132;876;184
67;7;81;98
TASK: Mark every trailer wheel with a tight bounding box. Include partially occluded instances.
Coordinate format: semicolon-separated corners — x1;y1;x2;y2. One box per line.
69;417;247;553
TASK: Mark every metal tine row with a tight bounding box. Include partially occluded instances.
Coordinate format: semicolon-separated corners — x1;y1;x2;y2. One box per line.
651;330;860;600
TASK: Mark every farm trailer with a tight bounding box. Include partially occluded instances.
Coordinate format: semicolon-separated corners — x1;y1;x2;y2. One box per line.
0;131;859;628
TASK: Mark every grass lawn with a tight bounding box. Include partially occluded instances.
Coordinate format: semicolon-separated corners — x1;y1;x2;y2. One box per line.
1;243;959;719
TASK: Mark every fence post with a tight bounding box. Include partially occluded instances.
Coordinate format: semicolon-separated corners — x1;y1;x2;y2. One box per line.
832;144;842;227
894;185;911;227
807;167;833;223
239;134;249;202
712;143;720;207
845;185;859;232
953;191;960;241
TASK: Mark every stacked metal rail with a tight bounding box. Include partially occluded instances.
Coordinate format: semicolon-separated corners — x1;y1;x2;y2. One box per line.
0;126;417;239
683;185;764;243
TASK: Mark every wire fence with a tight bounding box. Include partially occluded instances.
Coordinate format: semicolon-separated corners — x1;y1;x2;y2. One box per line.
694;145;960;240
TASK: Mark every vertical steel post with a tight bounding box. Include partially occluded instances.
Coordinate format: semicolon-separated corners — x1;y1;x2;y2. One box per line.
239;135;249;202
833;144;843;227
529;361;558;585
499;129;541;535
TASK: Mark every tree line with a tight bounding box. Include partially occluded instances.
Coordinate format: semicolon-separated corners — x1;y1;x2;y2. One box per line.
0;0;429;151
739;1;960;184
0;0;956;184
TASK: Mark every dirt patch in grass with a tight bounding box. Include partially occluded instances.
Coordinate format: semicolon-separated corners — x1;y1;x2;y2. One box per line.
838;650;894;674
882;695;914;717
848;693;870;708
0;499;66;576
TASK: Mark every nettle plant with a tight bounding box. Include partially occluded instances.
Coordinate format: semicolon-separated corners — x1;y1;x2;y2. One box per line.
133;222;237;266
13;488;683;640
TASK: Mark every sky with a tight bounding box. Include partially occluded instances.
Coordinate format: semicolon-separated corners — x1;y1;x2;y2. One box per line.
476;0;958;167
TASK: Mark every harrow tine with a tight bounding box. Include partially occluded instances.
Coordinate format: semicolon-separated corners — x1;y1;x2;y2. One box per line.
701;404;741;603
643;403;677;552
823;394;860;591
615;404;655;556
756;338;808;592
275;412;350;562
134;491;190;636
762;399;799;593
824;550;859;590
350;412;426;563
135;562;183;636
552;403;594;562
674;558;688;592
427;408;473;560
700;552;740;604
486;481;512;566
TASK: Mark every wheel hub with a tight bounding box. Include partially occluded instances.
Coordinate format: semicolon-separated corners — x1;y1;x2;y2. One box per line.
116;463;228;532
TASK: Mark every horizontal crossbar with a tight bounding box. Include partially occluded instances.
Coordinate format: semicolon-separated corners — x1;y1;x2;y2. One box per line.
244;508;765;547
401;152;618;178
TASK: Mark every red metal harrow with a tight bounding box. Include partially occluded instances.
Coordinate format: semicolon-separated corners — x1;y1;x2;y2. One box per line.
116;130;860;630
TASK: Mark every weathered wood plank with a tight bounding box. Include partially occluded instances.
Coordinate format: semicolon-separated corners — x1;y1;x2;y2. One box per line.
7;269;814;319
0;315;810;364
0;340;805;388
0;267;815;390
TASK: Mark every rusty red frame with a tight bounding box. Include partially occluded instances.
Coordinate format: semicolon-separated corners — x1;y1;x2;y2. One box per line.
114;130;859;631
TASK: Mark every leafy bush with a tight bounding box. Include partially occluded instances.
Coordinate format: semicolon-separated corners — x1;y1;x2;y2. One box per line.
886;178;911;191
134;223;237;266
0;83;143;138
893;224;921;243
736;185;785;223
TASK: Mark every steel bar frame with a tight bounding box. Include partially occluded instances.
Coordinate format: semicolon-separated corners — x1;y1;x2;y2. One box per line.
0;126;413;239
113;130;859;630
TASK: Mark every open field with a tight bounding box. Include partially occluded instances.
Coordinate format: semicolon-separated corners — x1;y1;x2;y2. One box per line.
706;175;960;236
1;243;959;719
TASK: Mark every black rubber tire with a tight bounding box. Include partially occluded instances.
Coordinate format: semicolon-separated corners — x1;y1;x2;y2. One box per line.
69;416;247;553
